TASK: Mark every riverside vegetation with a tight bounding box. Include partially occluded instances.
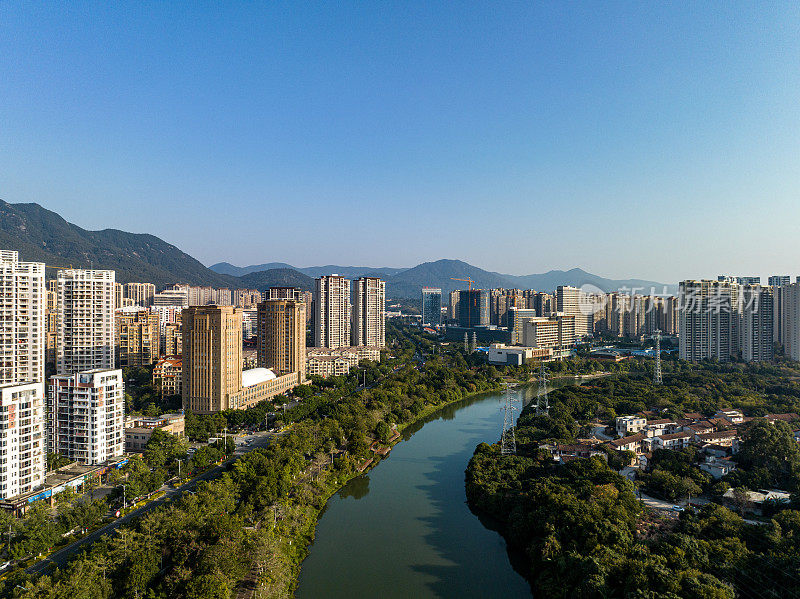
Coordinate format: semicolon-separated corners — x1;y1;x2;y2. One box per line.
466;360;800;598
4;324;507;598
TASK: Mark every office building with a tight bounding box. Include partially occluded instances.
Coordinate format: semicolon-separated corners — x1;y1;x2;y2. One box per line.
56;269;115;375
0;250;45;385
0;381;46;500
740;284;773;362
48;369;125;465
124;282;156;307
522;314;577;349
352;277;385;348
556;286;592;337
257;298;306;378
507;307;538;345
458;290;489;328
152;288;189;307
314;276;351;349
421;287;442;327
115;308;160;367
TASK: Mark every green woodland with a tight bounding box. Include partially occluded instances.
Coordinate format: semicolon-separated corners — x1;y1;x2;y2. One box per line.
3;324;504;598
466;362;800;598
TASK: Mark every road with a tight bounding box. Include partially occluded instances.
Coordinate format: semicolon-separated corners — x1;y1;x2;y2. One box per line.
27;430;276;576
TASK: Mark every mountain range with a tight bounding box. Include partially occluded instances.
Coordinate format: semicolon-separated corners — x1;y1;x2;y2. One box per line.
1;199;672;298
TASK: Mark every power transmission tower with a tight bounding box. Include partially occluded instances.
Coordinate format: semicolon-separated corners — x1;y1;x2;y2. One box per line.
654;329;662;385
500;385;516;455
536;362;550;416
464;332;469;352
471;331;477;352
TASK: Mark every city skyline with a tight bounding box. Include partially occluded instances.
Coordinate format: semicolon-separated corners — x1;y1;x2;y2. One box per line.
2;4;799;282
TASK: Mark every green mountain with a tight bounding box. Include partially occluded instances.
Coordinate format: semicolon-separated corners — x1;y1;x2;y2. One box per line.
238;268;314;292
0;200;236;289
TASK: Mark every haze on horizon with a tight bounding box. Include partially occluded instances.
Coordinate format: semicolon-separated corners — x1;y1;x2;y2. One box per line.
2;3;799;284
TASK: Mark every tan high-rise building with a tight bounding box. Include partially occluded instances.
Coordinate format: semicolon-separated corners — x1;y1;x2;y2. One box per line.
56;269;116;375
124;282;156;307
115;308;161;367
314;276;351;349
0;250;45;385
352;277;385;348
182;306;243;413
114;282;124;310
257;299;306;379
163;322;182;356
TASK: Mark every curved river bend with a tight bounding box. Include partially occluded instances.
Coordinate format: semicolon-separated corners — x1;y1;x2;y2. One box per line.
296;383;563;598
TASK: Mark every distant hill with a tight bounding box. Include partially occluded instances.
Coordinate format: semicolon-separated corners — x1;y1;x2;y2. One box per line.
238;268;314;292
0;200;237;289
216;258;673;299
210;261;406;280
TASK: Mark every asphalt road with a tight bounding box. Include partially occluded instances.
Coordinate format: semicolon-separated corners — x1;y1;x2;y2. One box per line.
27;430;275;576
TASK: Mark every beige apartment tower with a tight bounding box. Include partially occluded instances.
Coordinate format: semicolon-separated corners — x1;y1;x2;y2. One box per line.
0;250;45;385
115;308;161;366
314;276;351;349
352;277;386;348
181;305;243;413
257;299;306;379
124;282;156;307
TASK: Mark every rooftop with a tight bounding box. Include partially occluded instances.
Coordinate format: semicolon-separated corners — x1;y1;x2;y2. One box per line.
242;368;277;387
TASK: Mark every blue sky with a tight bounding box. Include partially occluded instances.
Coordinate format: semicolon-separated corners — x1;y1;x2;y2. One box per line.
1;2;798;283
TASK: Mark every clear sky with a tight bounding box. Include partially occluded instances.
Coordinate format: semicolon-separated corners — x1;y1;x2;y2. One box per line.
1;2;799;283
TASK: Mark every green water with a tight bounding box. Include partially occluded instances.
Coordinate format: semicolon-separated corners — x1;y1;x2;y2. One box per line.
295;384;551;598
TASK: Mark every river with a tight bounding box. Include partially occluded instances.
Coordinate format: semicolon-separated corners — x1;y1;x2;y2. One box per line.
295;382;574;598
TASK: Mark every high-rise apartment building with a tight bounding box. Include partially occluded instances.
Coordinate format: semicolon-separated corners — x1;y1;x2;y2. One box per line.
448;290;460;321
163;322;182;356
740;284;773;363
115;308;161;366
182;306;243;413
234;289;262;309
489;289;524;327
0;250;45;385
529;292;554;317
314;276;351;349
769;276;791;288
0;381;46;499
114;282;124;310
124;282;156;307
352;277;385;348
678;280;736;362
257;299;306;378
56;269;116;375
421;287;442;327
48;369;125;465
507;307;538;345
152;288;189;307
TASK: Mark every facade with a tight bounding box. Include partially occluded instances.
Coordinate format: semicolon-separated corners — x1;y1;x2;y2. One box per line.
314;276;351;349
0;382;46;500
782;282;800;361
769;275;791;287
448;290;460;321
522;314;577;349
486;344;552;366
457;289;489;328
352;277;386;348
115;308;161;367
125;413;184;452
0;250;45;385
181;306;243;413
123;282;156;307
163;322;182;356
421;287;442;327
56;269;116;375
234;289;262;309
507;308;538;345
257;298;306;378
489;289;524;327
153;357;182;397
48;369;125;465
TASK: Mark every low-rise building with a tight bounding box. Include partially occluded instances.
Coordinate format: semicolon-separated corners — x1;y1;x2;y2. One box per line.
699;457;737;479
652;432;692;450
125;413;185;452
714;409;744;424
153;357;182;398
305;346;382;378
609;433;646;454
696;429;738;447
616;415;646;437
486;344;552;366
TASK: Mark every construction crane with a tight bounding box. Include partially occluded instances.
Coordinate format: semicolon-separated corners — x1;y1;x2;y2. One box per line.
451;277;476;329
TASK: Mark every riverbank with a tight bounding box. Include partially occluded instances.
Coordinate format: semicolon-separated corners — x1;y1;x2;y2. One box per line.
264;381;506;599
